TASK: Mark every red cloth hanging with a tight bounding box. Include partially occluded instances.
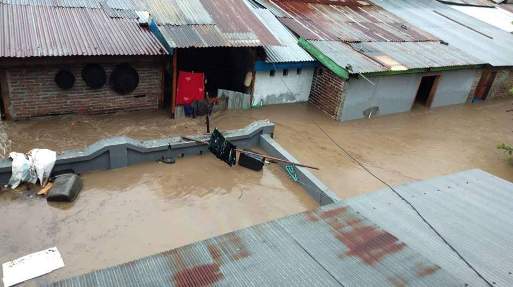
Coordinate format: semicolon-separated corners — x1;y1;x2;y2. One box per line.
176;71;205;105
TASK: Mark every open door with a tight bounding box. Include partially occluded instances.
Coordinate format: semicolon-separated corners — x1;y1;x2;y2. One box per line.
474;69;497;101
414;75;440;108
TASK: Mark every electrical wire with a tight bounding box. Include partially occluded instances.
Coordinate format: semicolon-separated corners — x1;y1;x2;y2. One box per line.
314;122;494;287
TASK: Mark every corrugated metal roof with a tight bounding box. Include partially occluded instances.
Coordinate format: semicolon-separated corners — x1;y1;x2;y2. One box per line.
371;0;513;66
153;0;279;48
309;40;482;74
145;0;214;25
347;169;513;287
350;41;483;69
159;25;261;48
0;3;166;58
437;0;495;7
450;5;513;33
270;0;438;42
50;202;463;286
0;0;102;8
253;8;314;62
309;40;387;73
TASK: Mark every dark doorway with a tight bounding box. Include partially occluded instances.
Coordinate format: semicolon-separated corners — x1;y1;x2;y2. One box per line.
414;75;439;107
177;47;255;98
474;69;497;101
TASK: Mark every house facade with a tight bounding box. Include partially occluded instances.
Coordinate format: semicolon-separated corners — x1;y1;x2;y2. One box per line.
0;2;167;120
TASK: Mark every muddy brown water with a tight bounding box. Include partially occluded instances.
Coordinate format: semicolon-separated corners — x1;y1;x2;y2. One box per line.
0;98;512;284
0;155;317;285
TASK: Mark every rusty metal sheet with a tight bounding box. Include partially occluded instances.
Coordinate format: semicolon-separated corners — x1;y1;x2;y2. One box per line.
0;3;166;58
50;201;463;286
271;0;438;42
200;0;279;45
347;169;513;287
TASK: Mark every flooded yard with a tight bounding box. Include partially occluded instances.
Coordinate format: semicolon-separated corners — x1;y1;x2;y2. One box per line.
0;155;316;285
1;98;511;198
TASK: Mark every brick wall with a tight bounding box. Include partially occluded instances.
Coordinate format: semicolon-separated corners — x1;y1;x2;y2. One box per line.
308;67;346;119
488;69;513;99
4;56;163;119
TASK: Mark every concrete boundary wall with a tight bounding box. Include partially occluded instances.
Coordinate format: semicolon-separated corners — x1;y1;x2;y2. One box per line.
259;134;340;205
0;121;275;184
0;120;340;206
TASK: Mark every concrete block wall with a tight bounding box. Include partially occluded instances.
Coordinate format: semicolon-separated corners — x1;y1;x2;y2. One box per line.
488;68;513;99
308;67;345;119
3;57;163;119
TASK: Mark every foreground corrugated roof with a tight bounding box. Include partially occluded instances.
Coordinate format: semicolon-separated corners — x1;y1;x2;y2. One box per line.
347;169;513;287
253;8;314;63
50;201;463;286
371;0;513;66
152;0;279;48
0;3;166;58
309;40;483;74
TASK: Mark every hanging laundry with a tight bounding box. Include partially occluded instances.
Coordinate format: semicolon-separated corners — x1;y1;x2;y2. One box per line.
176;71;205;105
208;129;237;166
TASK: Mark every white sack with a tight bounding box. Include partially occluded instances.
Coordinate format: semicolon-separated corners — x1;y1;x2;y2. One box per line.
7;152;37;189
28;149;57;186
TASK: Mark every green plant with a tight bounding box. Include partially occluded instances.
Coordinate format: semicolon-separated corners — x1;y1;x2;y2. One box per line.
498;143;513;157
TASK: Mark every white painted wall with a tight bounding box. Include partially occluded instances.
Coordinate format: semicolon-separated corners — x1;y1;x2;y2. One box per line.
340;69;477;121
253;67;314;106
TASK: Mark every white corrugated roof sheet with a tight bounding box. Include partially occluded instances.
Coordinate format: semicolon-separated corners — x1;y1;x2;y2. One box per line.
450;5;513;33
372;0;513;67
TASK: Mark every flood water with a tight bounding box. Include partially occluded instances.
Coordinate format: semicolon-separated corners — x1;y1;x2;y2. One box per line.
1;98;512;198
0;155;317;285
0;98;512;285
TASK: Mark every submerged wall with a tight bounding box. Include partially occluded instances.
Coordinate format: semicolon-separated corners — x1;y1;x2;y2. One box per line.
339;69;478;121
253;67;314;106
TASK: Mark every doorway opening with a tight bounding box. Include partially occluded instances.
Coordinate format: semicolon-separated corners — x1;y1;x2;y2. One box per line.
414;75;439;107
177;47;255;98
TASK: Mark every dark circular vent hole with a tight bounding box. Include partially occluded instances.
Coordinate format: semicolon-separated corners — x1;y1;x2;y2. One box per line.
82;64;106;89
110;64;139;95
55;70;75;90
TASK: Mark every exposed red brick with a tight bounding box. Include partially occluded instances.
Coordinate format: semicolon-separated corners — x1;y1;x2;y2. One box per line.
4;57;163;119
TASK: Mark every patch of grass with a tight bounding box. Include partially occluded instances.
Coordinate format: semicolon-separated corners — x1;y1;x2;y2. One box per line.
498;144;513;160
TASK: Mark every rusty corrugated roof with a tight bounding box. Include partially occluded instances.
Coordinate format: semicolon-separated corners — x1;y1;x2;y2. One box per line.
0;3;166;58
153;0;280;48
270;0;438;42
50;202;463;286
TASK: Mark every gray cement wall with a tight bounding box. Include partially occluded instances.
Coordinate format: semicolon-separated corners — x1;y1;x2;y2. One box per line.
340;73;421;121
0;120;339;206
340;69;478;121
259;134;340;206
431;69;480;107
0;121;275;185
